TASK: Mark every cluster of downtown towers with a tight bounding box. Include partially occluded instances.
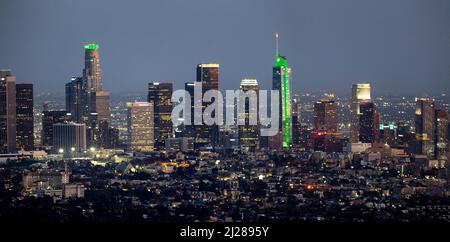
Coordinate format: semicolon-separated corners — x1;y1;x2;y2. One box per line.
0;43;448;159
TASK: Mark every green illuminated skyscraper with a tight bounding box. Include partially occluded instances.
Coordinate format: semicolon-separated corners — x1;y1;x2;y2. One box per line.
272;34;292;149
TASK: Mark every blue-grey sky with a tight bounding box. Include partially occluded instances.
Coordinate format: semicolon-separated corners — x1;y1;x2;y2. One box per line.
0;0;449;96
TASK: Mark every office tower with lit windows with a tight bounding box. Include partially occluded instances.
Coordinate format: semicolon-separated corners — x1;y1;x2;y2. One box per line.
359;102;376;143
41;110;71;148
53;122;86;154
83;43;102;93
81;43;103;123
95;90;110;124
147;82;173;149
238;79;259;152
350;83;371;143
127;102;154;152
65;77;83;122
434;109;448;159
195;64;219;148
314;100;337;132
415;98;435;157
0;70;16;153
16;84;34;151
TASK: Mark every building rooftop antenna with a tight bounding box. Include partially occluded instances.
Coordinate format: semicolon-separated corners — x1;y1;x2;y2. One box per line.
275;33;279;56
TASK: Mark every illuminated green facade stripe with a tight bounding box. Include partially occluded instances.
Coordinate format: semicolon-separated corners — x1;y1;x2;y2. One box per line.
276;55;291;149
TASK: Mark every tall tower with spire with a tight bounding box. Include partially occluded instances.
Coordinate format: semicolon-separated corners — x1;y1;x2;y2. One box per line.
271;33;292;149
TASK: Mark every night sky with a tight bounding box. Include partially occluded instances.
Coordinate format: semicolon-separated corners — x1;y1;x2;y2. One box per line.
1;0;449;96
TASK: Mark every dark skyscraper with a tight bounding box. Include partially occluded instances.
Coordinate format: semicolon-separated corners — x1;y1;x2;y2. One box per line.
415;98;435;157
41;110;71;148
16;84;34;151
313;100;337;132
434;109;448;159
147;82;173;149
0;70;16;153
291;95;302;149
195;64;219;148
65;77;83;122
183;82;195;139
359;102;376;143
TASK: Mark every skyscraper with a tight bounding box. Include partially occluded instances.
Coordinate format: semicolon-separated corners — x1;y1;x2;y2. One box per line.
238;79;259;152
291;95;302;149
183;82;196;138
313;100;337;132
195;64;219;149
53;122;86;154
16;84;34;151
95;90;110;124
0;70;16;153
434;109;448;159
81;43;103;123
359;102;376;143
271;34;292;149
272;55;292;149
65;77;83;122
350;83;371;143
41;110;71;148
147;82;173;149
127;102;154;152
415;98;435;157
83;43;102;93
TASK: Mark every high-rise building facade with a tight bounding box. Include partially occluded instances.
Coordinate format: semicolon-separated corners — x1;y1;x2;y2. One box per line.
53;122;86;153
350;83;371;143
183;82;196;138
359;102;376;143
81;43;104;123
83;43;102;93
147;82;173;149
434;109;448;159
95;90;110;124
16;84;34;151
194;64;219;148
65;77;83;122
41;110;71;148
238;79;259;152
313;100;337;132
0;70;16;153
291;95;302;149
272;55;292;149
415;98;435;157
127;102;154;152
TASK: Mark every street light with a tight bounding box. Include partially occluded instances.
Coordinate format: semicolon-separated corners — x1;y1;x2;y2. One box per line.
58;148;64;154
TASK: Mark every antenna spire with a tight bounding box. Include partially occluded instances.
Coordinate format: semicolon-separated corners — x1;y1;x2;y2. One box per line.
275;33;279;56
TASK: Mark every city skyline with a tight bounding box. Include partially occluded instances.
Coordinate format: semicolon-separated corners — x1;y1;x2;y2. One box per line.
1;0;449;96
1;0;450;232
